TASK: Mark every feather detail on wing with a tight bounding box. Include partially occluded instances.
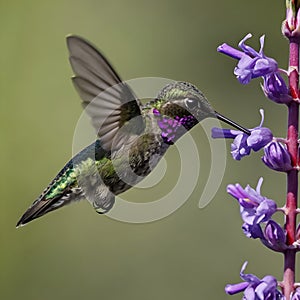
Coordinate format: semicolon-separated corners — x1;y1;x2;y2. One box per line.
66;35;145;151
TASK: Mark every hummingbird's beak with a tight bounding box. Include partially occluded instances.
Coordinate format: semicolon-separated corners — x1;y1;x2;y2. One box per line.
214;111;251;136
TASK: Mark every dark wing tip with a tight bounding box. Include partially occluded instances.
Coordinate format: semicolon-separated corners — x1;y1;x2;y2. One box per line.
66;35;83;53
66;34;98;55
66;34;84;45
66;35;97;57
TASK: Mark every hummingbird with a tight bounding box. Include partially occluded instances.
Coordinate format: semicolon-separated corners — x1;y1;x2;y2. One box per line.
16;35;250;227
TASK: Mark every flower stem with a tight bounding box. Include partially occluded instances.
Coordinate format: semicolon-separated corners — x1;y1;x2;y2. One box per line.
284;249;296;299
284;38;300;299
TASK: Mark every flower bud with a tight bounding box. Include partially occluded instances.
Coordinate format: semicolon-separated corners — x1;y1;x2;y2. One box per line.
262;142;292;172
262;72;292;104
282;2;300;38
264;220;287;252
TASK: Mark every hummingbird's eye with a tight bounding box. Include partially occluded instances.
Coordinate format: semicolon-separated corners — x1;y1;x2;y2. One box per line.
184;98;199;110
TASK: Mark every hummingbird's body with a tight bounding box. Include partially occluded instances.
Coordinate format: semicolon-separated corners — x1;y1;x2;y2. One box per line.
17;36;250;227
18;109;169;226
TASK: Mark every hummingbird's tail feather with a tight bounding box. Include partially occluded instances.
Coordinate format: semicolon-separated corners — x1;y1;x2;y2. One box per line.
16;196;64;227
16;158;84;227
16;189;83;227
16;141;109;227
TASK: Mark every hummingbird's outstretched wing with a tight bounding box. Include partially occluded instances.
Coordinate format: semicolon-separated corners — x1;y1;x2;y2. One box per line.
17;37;146;227
67;35;145;152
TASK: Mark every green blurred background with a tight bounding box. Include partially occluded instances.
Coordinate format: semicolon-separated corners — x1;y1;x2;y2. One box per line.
0;1;295;299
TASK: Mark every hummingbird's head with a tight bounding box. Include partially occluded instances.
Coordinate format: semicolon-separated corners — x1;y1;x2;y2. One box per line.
155;81;215;131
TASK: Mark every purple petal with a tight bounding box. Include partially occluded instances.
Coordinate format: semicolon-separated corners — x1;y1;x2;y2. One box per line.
227;184;250;202
253;58;278;77
239;198;258;209
227;182;262;208
244;184;265;204
255;275;279;300
256;199;277;222
247;127;273;151
258;109;265;128
238;33;259;57
242;223;264;239
259;35;266;55
241;210;257;225
231;134;251;160
234;56;254;84
225;282;249;295
217;43;244;60
244;286;256;300
211;127;240;139
255;281;272;299
240;261;260;283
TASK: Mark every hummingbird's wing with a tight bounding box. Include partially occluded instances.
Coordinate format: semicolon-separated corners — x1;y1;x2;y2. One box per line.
66;35;145;152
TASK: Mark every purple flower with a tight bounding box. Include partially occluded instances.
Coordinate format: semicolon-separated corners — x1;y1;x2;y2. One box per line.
212;110;273;160
225;262;284;299
242;220;287;252
227;178;277;226
218;34;291;104
262;72;292;104
228;178;285;249
218;34;278;84
262;142;293;172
